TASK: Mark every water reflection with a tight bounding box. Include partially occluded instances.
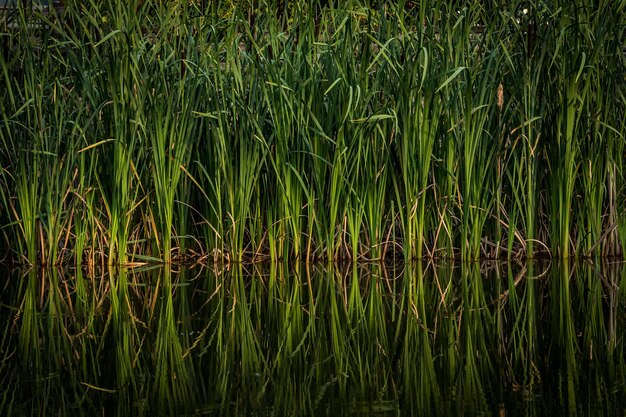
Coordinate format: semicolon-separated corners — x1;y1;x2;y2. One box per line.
0;261;625;416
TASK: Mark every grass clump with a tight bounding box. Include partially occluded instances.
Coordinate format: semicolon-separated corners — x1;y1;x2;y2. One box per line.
1;0;625;265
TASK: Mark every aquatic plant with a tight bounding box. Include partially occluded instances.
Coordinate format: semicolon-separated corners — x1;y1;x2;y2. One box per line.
0;0;624;265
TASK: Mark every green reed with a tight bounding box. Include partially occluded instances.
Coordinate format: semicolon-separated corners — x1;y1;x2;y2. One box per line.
142;14;200;263
503;4;546;260
0;0;625;265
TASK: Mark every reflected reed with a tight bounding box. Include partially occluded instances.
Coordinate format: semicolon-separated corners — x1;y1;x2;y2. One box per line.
1;261;625;416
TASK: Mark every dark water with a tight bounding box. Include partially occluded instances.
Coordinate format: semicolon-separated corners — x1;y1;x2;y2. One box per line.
1;261;625;416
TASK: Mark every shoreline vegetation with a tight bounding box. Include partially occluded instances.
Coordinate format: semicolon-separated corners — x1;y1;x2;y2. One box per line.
1;0;625;267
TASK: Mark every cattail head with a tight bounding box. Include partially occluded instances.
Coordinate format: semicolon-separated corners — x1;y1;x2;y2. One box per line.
497;83;504;111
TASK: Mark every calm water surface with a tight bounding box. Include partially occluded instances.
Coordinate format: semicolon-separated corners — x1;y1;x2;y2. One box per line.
1;261;625;416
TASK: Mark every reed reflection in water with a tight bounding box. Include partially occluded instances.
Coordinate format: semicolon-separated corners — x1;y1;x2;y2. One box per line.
0;261;625;416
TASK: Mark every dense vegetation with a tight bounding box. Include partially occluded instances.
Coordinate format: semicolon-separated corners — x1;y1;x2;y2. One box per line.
1;0;625;266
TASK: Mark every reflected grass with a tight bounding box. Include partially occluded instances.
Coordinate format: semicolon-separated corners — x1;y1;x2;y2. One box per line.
1;261;626;415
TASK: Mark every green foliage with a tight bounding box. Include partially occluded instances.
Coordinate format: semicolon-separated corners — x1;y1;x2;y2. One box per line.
0;0;625;264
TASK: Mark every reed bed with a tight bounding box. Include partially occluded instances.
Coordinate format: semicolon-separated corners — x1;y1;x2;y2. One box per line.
1;0;625;265
1;261;625;415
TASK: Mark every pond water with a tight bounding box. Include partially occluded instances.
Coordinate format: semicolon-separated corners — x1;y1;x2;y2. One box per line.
0;261;625;416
